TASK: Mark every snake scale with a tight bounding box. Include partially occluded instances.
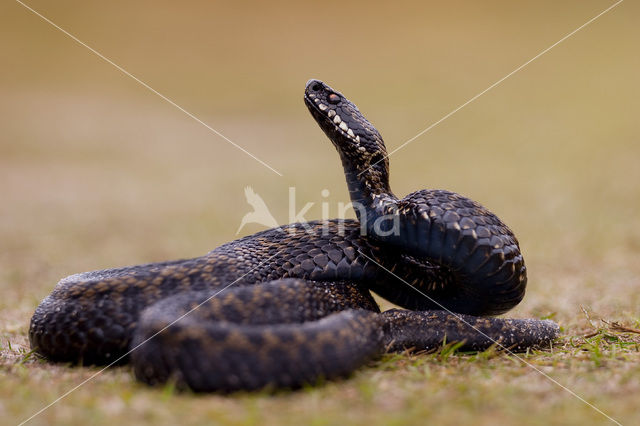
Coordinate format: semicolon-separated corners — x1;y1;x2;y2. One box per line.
29;80;559;392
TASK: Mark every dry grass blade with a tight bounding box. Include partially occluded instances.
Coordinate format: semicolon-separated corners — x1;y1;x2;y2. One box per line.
604;320;640;335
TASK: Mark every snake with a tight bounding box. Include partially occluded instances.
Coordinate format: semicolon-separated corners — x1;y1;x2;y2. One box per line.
29;79;559;392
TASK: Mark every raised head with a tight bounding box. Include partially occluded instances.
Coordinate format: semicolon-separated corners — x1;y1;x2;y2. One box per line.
304;79;391;198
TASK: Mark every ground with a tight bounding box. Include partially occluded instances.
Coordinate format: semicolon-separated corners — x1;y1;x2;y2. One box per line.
1;1;639;425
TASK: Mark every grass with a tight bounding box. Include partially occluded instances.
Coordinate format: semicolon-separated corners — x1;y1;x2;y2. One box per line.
1;1;640;425
3;326;640;425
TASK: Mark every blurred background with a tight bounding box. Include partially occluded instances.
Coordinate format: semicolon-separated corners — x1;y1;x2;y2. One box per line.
2;1;640;424
1;0;638;340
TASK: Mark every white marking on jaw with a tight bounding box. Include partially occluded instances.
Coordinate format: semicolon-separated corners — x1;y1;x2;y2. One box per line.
325;110;360;143
358;146;366;152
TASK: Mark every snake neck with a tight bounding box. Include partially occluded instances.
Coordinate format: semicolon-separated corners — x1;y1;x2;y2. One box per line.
341;157;397;234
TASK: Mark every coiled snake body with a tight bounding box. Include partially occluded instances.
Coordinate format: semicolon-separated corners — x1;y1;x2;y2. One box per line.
29;80;558;392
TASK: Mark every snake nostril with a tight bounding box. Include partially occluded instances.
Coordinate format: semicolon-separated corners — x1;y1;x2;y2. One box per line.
311;83;322;92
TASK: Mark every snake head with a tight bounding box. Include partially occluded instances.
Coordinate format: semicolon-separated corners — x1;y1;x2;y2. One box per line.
304;79;390;193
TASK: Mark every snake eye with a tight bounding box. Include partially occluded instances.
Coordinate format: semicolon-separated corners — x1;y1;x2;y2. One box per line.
328;93;341;104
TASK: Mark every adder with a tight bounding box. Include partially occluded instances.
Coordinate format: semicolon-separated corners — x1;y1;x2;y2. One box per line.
29;79;558;392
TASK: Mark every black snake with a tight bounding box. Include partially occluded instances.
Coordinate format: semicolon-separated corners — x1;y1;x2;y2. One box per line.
29;79;559;392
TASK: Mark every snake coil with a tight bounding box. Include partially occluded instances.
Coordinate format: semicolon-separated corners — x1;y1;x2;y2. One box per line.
29;80;558;392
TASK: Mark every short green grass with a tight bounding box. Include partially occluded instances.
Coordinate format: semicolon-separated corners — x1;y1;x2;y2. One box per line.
3;323;640;425
2;1;639;425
